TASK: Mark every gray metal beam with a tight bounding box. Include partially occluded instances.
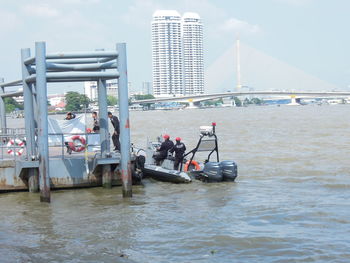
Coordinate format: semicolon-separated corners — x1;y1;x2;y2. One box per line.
97;79;110;156
46;51;118;59
21;48;36;159
0;91;23;98
0;78;6;132
46;57;115;64
117;43;132;198
0;79;22;88
26;71;119;83
46;61;117;71
35;42;50;203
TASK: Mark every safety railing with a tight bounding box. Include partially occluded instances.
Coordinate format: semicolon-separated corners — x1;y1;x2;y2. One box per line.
48;132;102;159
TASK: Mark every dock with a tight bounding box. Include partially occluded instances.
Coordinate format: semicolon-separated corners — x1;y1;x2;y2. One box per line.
0;42;133;202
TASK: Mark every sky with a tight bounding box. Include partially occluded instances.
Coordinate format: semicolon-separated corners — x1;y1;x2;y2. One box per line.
0;0;349;94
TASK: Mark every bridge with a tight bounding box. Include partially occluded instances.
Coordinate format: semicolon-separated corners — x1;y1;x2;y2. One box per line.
130;91;350;105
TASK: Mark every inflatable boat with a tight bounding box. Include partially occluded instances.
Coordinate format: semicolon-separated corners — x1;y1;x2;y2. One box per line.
134;123;238;184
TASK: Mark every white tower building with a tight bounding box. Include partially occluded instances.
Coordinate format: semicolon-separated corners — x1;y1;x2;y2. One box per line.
152;10;183;97
182;12;204;95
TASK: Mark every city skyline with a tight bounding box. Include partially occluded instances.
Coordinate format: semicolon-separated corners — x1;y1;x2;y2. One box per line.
0;1;349;94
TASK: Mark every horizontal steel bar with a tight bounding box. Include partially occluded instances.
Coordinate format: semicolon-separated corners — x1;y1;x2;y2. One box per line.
46;51;118;59
0;80;22;88
24;57;35;65
46;61;117;71
0;90;23;98
46;78;116;83
26;71;119;83
46;57;115;64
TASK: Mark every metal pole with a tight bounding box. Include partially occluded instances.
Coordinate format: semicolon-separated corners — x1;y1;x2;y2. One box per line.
0;78;6;133
21;49;36;159
97;79;110;156
117;43;132;197
35;42;50;203
22;48;39;192
98;79;112;188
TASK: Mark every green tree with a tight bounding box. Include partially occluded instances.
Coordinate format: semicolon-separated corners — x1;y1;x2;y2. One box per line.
133;94;155;100
250;98;263;105
4;97;23;113
233;97;242;107
107;95;118;106
65;92;90;111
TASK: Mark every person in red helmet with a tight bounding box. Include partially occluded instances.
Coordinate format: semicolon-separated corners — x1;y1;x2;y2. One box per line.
170;137;186;170
154;134;174;165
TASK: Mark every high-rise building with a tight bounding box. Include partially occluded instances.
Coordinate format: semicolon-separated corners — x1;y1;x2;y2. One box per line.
152;10;183;97
151;10;204;97
84;80;118;101
182;12;204;95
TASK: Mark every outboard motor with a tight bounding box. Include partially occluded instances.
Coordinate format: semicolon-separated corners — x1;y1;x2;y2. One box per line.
220;161;238;182
202;162;223;182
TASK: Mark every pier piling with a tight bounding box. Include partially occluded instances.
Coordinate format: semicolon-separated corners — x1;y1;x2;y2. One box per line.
117;43;132;197
35;42;51;203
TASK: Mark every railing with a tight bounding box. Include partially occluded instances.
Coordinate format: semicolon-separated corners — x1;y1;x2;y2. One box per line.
0;128;26;135
0;131;103;160
48;132;101;159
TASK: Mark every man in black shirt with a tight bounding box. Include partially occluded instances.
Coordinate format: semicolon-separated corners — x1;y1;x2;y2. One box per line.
154;134;174;165
108;112;120;151
170;137;186;170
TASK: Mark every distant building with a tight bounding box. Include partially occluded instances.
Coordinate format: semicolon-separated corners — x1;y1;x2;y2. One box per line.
48;94;65;107
142;81;153;95
152;10;183;97
151;10;204;97
182;12;204;95
84;80;118;101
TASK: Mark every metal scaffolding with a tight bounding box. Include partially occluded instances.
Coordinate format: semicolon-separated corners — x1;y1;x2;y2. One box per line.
0;42;132;202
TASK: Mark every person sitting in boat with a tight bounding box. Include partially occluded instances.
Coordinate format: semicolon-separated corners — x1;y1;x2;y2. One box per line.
154;134;174;165
170;137;186;170
65;112;76;120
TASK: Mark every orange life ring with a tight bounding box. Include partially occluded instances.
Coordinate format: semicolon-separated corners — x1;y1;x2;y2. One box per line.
184;160;201;172
68;135;86;152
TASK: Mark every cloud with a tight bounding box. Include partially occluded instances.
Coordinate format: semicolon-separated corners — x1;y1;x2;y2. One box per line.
121;0;161;27
0;9;21;32
219;17;262;35
21;4;60;18
273;0;314;6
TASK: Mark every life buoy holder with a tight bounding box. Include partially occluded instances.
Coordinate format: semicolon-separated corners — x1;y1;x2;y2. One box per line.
184;160;201;172
7;138;25;156
68;135;86;152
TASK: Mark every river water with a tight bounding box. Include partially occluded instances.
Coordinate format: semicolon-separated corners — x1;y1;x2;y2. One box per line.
1;105;350;262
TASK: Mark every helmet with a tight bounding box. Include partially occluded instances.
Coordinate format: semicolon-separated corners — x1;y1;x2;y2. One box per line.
175;137;181;141
163;134;170;139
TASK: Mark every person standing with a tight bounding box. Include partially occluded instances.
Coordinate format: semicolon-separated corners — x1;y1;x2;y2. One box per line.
92;111;100;133
108;111;120;151
170;137;186;170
